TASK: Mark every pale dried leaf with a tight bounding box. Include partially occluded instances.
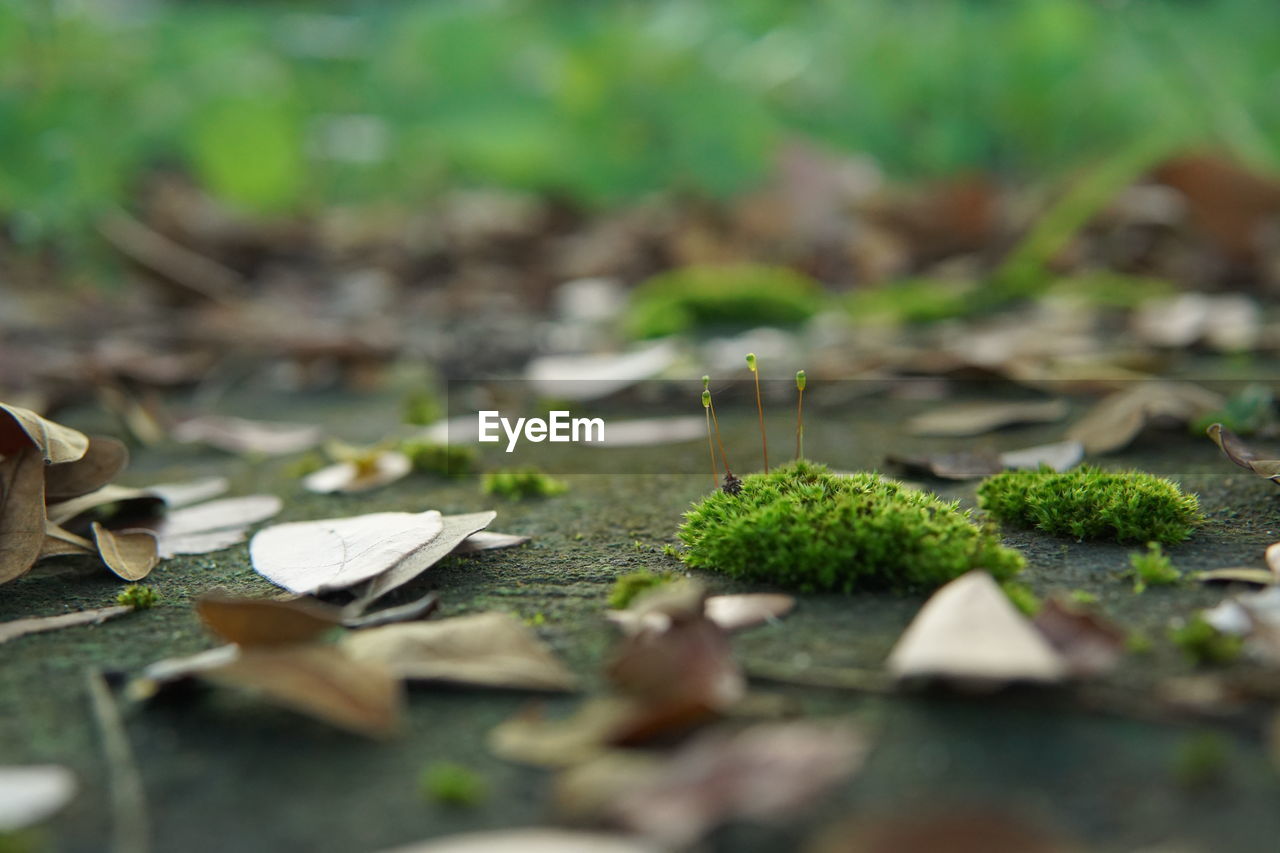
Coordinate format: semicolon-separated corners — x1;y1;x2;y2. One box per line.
488;699;639;768
91;523;158;581
0;606;131;644
1068;383;1222;454
453;531;530;554
46;484;163;527
1206;423;1280;482
303;451;411;494
43;436;129;502
999;439;1084;472
146;476;229;508
526;340;677;401
1194;568;1277;586
341;592;440;629
172;415;322;456
1032;596;1125;677
886;450;1003;481
377;829;659;853
250;510;445;595
0;402;89;464
0;765;77;831
906;399;1067;437
39;521;95;559
703;593;796;632
887;571;1067;686
358;510;496;604
156;494;283;558
1267;542;1280;578
341;611;576;690
196;593;342;647
0;447;46;585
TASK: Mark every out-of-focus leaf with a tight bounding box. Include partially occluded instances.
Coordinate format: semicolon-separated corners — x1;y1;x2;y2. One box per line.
46;484;164;527
1068;382;1222;454
1031;596;1125;677
43;436;128;502
357;511;496;605
0;765;77;831
376;829;659;853
999;439;1084;472
583;416;705;448
526;340;677;401
91;523;158;581
303;451;412;494
1206;422;1280;482
0;447;46;585
196;592;342;647
146;476;230;509
886;450;1003;481
608;593;795;635
905;399;1067;437
809;809;1076;853
341;611;576;690
172;415;322;456
453;531;530;554
0;606;131;645
1195;568;1276;586
0;402;89;464
155;495;283;558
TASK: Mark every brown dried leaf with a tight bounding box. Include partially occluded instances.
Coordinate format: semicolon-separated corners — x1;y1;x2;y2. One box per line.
340;612;576;691
1206;422;1280;482
0;402;89;464
905;399;1067;438
172;415;322;456
39;521;95;559
43;436;129;502
0;447;46;585
1032;596;1125;677
196;592;343;647
0;606;131;645
91;523;159;581
1068;382;1222;454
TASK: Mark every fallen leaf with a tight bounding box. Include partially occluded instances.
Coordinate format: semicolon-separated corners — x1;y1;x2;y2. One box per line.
91;523;159;581
1206;422;1280;482
357;510;496;604
0;606;132;644
376;829;659;853
342;592;440;629
43;436;129;502
608;593;796;634
905;399;1068;437
303;451;412;494
1267;542;1280;577
887;571;1067;686
40;521;96;559
0;402;89;464
453;531;530;554
0;765;77;831
146;476;230;508
0;447;46;585
155;494;283;558
172;414;322;456
46;484;164;527
1194;568;1276;586
584;416;706;448
526;340;677;401
250;509;445;595
489;700;640;768
1031;596;1125;677
886;450;1003;481
1068;382;1222;454
196;592;343;647
341;611;576;690
999;439;1084;472
1132;292;1260;352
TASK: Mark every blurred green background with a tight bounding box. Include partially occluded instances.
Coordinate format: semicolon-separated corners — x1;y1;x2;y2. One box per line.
4;0;1278;250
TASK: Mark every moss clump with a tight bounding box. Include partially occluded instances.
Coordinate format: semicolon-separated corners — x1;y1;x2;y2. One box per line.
481;467;567;500
1130;542;1180;593
677;460;1023;593
625;264;824;339
977;466;1201;545
1170;615;1242;666
401;439;476;478
420;762;486;807
608;570;676;609
117;584;158;610
847;278;977;326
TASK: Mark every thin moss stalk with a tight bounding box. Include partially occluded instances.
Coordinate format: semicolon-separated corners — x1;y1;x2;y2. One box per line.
794;369;806;460
746;352;768;473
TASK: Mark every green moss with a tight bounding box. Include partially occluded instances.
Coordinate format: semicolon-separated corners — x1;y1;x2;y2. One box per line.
625;264;824;339
116;584;158;610
481;467;568;500
977;466;1202;545
847;278;977;326
1130;542;1181;593
401;439;476;478
1069;589;1099;605
402;389;443;427
608;570;676;609
1000;580;1041;616
1170;616;1242;666
677;460;1023;594
420;762;486;807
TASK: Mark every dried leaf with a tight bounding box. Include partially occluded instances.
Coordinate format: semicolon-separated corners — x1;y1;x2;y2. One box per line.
341;592;440;629
46;484;163;527
146;476;229;508
0;447;46;585
341;611;576;690
0;402;89;464
526;340;677;401
906;399;1067;437
1206;423;1280;482
43;436;129;502
1194;568;1276;586
358;510;497;604
91;523;158;581
453;531;530;554
0;765;77;831
172;415;322;456
1068;382;1222;454
39;521;95;559
155;494;283;558
196;593;343;647
610;593;795;634
887;571;1067;686
303;451;411;494
886;450;1003;481
999;439;1084;472
489;699;638;768
1032;596;1125;677
0;606;131;644
250;510;445;595
377;829;659;853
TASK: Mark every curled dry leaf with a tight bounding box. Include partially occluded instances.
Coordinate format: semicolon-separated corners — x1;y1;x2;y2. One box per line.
1031;596;1125;677
0;606;131;645
1068;382;1222;454
43;436;128;502
340;611;577;691
250;510;446;595
154;494;283;558
1194;568;1277;586
0;765;77;832
1206;423;1280;483
0;446;46;585
453;531;530;554
358;510;495;605
303;451;412;494
0;402;89;464
146;476;229;509
887;571;1067;687
376;829;660;853
172;414;322;456
40;521;95;559
905;399;1068;438
196;592;342;647
91;523;159;581
888;440;1083;482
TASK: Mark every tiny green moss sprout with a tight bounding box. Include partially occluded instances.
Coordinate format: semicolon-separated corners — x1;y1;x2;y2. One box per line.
481;467;568;500
117;584;158;610
678;460;1023;593
401;438;476;478
625;264;824;339
1069;589;1099;605
1172;731;1229;790
1001;580;1040;616
608;570;677;609
421;762;486;807
1130;542;1181;593
1170;615;1242;666
977;465;1201;545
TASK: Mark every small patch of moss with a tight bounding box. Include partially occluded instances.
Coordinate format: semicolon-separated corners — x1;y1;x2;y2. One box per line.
1130;542;1181;593
117;584;158;610
401;439;476;478
420;762;486;807
402;389;443;426
977;465;1202;545
1000;580;1041;616
1069;589;1099;605
1126;631;1154;655
678;460;1023;594
608;570;676;609
1172;731;1230;790
1170;615;1242;666
847;278;977;326
625;264;824;339
481;467;568;500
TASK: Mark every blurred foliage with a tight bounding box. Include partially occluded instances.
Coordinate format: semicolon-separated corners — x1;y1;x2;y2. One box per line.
626;264;824;338
4;0;1280;249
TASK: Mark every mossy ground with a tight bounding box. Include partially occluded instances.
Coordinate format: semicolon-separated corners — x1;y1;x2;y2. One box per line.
3;386;1280;852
